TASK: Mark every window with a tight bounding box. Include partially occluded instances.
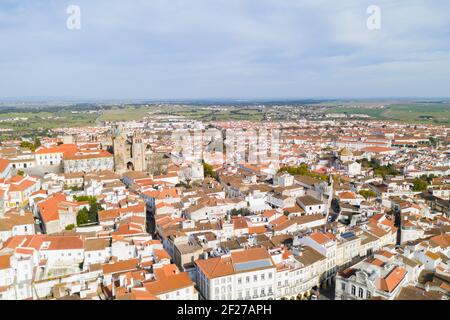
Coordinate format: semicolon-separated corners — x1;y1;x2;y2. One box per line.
246;276;250;283
358;288;363;298
238;278;242;285
253;275;257;282
366;291;371;299
351;285;356;296
341;283;346;291
261;274;265;281
268;272;272;279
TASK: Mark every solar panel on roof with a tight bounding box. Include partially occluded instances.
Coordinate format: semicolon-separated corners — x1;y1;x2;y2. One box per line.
341;232;355;239
234;259;273;272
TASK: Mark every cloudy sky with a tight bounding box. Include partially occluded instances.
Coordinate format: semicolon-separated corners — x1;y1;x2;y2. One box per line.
1;0;449;100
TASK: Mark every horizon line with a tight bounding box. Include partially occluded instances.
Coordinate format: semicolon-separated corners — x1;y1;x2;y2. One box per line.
1;96;450;104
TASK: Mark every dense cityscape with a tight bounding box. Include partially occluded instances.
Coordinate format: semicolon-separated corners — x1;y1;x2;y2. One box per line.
1;0;449;308
0;103;448;301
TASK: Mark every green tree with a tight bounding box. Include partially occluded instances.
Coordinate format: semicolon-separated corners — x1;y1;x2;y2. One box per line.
34;137;41;148
412;178;428;192
278;164;328;181
229;208;251;216
20;138;41;152
419;174;436;184
73;195;98;206
359;158;400;178
203;162;216;179
20;141;36;151
17;170;25;176
73;196;102;223
358;190;377;200
88;203;102;223
278;163;309;175
76;207;89;226
429;137;438;148
65;224;75;231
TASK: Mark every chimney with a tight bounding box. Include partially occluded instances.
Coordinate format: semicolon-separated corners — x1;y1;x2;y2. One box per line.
292;245;303;257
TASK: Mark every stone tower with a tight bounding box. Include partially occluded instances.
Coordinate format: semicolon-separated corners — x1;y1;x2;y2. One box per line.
131;132;146;172
112;125;147;174
112;130;128;174
112;126;128;174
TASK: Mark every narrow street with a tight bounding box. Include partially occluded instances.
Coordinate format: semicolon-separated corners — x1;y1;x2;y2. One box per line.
146;207;156;237
319;282;335;300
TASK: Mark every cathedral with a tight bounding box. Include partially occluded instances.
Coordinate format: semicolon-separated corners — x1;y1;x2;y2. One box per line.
112;125;147;174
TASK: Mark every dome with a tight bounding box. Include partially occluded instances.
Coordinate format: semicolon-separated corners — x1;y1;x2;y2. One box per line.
339;148;353;156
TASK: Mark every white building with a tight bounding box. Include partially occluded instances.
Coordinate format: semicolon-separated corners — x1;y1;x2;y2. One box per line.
195;247;277;300
0;210;35;243
335;253;410;300
296;196;326;215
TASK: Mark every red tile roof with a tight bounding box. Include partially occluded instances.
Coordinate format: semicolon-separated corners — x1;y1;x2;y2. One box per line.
0;158;10;173
2;235;84;251
377;266;407;293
